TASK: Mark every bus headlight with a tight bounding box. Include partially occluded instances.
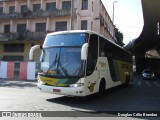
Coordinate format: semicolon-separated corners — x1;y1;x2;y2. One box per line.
70;83;84;87
38;80;45;85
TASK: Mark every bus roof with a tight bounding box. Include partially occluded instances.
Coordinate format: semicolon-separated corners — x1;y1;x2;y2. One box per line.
46;30;132;55
47;30;98;36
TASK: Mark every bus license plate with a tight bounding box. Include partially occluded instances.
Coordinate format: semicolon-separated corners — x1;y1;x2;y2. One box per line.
53;89;61;93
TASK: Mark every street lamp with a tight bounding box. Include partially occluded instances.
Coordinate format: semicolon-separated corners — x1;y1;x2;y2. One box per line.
112;1;117;42
112;1;117;24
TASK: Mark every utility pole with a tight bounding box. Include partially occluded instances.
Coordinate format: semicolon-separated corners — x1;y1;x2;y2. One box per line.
71;0;74;30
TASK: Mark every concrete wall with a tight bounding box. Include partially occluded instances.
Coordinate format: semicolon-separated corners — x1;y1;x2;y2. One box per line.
0;0;115;62
0;41;42;61
0;61;37;80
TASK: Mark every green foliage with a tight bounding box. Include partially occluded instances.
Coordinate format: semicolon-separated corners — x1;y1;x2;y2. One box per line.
114;27;125;47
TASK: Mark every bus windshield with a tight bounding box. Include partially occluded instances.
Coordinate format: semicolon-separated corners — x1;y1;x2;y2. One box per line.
43;33;87;47
40;33;88;77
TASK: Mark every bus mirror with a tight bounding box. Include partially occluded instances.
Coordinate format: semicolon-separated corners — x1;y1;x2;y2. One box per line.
81;43;88;60
29;45;41;61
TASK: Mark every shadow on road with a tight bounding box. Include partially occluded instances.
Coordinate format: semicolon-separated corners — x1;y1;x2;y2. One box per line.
46;85;140;111
0;80;37;89
46;80;160;111
46;84;160;118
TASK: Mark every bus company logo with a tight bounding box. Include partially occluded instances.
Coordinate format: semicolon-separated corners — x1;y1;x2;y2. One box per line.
99;61;106;67
121;63;129;69
53;82;58;86
88;83;96;92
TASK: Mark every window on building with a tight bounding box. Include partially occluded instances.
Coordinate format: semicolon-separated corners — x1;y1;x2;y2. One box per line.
46;2;56;11
33;4;41;12
9;6;15;14
82;0;88;10
35;23;46;32
81;20;87;30
17;24;26;32
0;7;3;14
62;1;71;10
21;5;28;13
55;21;67;31
3;56;24;61
4;44;24;52
4;25;10;33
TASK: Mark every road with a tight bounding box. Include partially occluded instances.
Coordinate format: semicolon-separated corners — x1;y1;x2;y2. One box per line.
0;75;160;119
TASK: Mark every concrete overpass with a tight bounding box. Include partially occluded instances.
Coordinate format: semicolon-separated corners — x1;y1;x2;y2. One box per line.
125;0;160;55
124;0;160;74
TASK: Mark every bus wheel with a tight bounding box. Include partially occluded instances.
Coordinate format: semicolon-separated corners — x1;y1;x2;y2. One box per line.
98;79;106;96
125;75;130;86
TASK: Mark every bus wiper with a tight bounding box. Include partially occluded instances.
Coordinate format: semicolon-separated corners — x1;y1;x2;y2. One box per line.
56;48;60;72
59;62;70;77
75;61;85;76
45;52;58;75
56;48;69;77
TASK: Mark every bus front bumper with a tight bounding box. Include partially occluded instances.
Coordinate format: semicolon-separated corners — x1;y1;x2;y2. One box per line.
37;83;86;97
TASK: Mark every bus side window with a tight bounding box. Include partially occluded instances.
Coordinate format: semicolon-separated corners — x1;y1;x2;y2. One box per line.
103;40;112;58
86;34;98;76
99;37;106;57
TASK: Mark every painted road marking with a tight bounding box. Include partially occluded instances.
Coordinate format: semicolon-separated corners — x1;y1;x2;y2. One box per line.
138;81;141;86
145;81;151;86
153;82;160;87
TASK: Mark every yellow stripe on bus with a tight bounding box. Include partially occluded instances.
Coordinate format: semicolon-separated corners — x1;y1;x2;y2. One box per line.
39;75;68;87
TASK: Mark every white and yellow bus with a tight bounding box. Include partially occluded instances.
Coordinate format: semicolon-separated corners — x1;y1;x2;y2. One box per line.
29;30;133;97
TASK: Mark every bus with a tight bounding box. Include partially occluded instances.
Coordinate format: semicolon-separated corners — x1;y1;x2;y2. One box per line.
29;30;133;97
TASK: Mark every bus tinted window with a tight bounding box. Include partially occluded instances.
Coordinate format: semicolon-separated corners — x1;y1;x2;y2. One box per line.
43;33;88;47
99;37;132;63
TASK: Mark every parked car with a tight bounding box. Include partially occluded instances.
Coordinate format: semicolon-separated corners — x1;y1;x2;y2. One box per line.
142;69;155;80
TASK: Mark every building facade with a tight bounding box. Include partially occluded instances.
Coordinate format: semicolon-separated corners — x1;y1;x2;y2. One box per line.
0;0;115;61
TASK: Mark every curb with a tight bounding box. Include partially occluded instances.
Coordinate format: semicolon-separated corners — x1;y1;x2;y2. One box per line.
0;78;37;82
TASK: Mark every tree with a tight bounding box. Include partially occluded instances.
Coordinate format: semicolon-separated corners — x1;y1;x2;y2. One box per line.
114;27;125;47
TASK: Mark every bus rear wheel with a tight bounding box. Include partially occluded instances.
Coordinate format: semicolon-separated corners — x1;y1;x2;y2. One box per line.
98;79;106;96
125;74;130;86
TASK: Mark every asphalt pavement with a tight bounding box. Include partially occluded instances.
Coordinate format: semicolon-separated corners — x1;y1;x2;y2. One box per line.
0;74;160;120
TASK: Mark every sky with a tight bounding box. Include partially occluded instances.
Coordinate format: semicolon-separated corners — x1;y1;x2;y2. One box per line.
101;0;144;45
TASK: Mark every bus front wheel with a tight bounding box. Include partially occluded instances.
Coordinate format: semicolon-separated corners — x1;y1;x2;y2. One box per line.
98;79;106;96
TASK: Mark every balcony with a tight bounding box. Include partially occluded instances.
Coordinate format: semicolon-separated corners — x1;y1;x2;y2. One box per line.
0;32;47;41
0;9;71;20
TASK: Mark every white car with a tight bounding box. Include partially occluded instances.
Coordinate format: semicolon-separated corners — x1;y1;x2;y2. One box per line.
142;69;155;80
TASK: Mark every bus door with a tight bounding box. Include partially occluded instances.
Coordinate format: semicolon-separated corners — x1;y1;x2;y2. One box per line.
85;34;99;95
